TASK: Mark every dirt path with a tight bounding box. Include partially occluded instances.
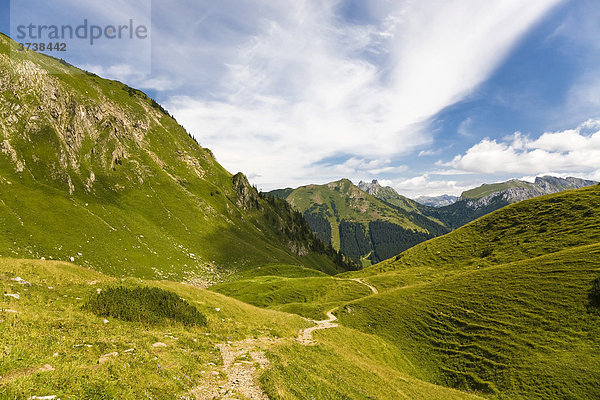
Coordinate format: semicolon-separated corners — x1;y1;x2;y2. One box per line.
193;277;379;398
297;308;338;345
349;278;378;294
193;337;278;399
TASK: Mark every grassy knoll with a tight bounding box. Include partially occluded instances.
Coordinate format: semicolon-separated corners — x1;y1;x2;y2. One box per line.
350;185;600;287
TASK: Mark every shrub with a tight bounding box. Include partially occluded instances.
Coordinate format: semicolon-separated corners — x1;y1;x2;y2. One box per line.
589;277;600;311
84;286;207;326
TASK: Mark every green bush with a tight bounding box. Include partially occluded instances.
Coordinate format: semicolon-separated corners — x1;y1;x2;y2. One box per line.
84;286;207;326
589;277;600;310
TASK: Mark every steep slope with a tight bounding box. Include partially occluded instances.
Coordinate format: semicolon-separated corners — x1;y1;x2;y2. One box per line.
268;179;448;266
0;34;345;280
335;184;600;398
357;179;421;212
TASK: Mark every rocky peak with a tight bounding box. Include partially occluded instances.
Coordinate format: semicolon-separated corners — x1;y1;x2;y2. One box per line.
232;172;260;210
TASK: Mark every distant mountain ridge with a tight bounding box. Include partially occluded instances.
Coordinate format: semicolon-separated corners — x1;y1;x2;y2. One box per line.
267;179;449;266
414;194;458;207
459;176;596;209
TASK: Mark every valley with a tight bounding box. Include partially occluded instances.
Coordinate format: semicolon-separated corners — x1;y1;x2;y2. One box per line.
1;30;599;400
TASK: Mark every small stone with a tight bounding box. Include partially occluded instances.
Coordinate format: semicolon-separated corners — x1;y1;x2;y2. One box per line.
69;257;75;262
152;342;167;348
98;352;118;364
4;294;19;299
39;364;55;372
103;319;109;324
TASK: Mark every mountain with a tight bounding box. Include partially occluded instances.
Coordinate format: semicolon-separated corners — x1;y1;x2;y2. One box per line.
267;179;449;266
356;179;422;211
0;34;347;281
459;176;596;207
426;176;597;229
414;194;458;207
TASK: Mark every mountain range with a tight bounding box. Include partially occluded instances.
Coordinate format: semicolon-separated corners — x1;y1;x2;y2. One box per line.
270;175;596;263
268;179;448;266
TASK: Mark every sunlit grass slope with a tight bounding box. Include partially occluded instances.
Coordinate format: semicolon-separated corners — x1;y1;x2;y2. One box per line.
339;244;600;399
212;274;372;320
0;258;306;398
0;258;486;400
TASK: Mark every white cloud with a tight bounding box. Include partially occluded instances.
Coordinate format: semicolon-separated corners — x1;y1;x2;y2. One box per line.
446;120;600;175
387;174;474;198
418;149;442;157
457;117;475;138
162;0;562;189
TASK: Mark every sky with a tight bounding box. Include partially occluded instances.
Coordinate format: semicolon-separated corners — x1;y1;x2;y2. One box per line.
2;0;600;197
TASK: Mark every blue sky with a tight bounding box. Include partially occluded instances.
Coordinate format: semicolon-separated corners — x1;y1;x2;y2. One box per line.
2;0;600;197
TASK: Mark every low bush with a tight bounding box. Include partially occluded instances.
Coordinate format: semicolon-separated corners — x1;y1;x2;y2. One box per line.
84;286;207;326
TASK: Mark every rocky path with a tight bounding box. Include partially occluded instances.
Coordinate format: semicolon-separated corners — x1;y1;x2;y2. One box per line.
296;308;338;345
193;337;277;399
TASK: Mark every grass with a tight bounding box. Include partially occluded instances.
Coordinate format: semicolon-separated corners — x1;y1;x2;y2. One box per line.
351;185;600;286
0;258;307;399
338;244;600;399
261;327;484;400
225;263;330;280
211;276;372;320
0;258;490;400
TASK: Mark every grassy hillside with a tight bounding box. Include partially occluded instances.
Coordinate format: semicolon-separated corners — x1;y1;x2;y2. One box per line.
270;179;448;266
0;258;484;399
356;185;600;283
332;185;600;398
0;34;346;280
339;244;600;399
